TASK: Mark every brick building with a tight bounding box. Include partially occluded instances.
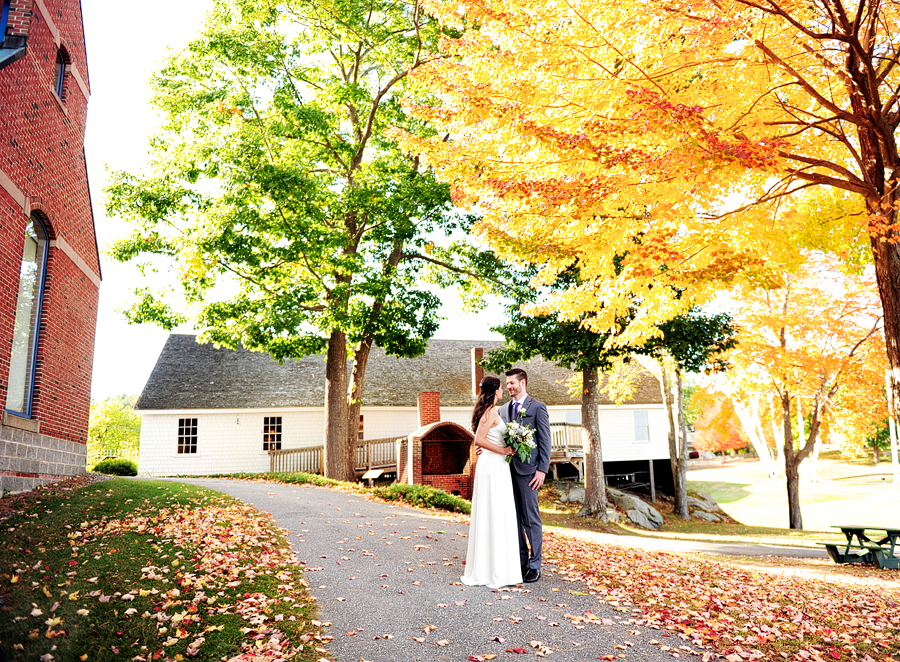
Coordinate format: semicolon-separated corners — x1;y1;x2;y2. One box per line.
0;0;100;492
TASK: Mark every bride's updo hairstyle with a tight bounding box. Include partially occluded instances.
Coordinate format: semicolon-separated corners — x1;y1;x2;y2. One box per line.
472;376;501;432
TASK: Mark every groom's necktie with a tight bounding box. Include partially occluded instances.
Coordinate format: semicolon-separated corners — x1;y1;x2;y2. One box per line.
513;401;520;418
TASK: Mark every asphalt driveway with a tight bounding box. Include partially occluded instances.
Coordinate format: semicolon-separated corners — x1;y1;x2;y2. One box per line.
173;478;683;662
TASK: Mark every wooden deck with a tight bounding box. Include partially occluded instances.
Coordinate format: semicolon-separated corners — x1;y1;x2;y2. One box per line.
549;422;584;481
268;436;400;475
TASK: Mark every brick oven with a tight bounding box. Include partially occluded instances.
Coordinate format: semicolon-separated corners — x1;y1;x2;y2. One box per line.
397;392;477;499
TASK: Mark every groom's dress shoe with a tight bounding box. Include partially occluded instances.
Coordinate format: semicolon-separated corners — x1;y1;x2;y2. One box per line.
523;568;540;583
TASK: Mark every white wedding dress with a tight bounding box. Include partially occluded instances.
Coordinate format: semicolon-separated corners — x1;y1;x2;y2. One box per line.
461;420;523;588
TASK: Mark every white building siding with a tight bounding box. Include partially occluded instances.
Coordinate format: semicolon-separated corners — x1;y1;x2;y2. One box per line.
138;404;668;476
138;409;321;476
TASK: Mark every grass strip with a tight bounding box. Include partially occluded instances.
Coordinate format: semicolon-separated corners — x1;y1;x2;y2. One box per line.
0;479;331;662
205;471;471;514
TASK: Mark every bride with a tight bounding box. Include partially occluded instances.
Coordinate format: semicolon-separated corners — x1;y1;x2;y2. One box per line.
461;376;523;588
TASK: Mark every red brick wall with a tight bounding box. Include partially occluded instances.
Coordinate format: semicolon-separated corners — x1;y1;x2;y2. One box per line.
0;0;97;452
417;391;440;427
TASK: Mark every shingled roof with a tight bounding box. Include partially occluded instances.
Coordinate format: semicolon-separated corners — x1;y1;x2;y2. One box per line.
135;334;662;410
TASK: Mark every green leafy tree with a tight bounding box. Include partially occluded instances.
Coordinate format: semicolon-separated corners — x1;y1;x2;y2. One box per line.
483;308;627;521
105;0;504;480
483;266;735;519
635;311;736;519
866;422;891;464
88;400;141;457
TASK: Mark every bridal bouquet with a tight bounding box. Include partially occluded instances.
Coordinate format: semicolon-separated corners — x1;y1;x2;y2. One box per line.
504;408;537;464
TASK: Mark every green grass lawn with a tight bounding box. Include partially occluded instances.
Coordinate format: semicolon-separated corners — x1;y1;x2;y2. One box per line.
688;458;900;532
0;478;324;662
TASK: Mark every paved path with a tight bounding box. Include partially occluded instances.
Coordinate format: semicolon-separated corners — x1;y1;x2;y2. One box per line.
173;478;683;662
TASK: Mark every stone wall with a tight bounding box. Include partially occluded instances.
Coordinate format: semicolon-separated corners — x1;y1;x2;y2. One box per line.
0;414;86;493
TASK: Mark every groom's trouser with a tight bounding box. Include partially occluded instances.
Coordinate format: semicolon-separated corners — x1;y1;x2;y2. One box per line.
511;470;543;571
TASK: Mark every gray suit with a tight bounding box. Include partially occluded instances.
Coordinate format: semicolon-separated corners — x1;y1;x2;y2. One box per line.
500;395;551;571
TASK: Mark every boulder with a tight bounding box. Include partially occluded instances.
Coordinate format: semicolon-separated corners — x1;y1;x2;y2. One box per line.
626;509;660;530
606;508;620;523
554;482;585;504
608;488;663;529
686;492;724;513
691;510;721;522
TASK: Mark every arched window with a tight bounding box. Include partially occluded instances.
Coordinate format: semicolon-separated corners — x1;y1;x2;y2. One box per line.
0;0;11;40
6;216;49;417
54;49;66;98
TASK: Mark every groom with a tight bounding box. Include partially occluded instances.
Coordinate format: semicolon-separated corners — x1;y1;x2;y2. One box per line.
500;368;551;583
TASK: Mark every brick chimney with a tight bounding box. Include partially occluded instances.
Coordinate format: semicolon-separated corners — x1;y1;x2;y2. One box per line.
471;347;484;397
417;391;441;427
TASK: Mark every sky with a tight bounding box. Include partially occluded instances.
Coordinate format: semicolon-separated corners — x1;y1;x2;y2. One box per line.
81;0;504;401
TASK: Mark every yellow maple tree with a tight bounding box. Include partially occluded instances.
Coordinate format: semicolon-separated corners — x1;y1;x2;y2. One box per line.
706;254;886;528
399;0;900;415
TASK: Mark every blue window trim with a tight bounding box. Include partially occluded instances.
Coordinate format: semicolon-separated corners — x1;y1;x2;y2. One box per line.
5;215;49;419
0;0;10;40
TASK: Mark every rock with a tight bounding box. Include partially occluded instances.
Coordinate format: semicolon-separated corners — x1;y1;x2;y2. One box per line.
606;508;620;523
626;509;660;530
691;510;721;522
608;488;663;529
687;493;723;513
554;482;585;504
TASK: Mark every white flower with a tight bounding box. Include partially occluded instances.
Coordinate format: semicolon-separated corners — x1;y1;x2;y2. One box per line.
519;407;528;416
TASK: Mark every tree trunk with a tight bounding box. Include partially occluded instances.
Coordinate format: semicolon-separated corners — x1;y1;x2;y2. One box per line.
780;391;803;529
771;398;785;476
874;445;882;464
871;235;900;463
660;362;689;519
730;395;777;477
578;366;608;520
672;368;690;520
347;334;375;480
324;329;353;481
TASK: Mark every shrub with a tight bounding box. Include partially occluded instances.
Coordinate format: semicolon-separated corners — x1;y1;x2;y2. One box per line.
205;471;471;514
92;458;138;476
373;483;471;514
207;471;344;487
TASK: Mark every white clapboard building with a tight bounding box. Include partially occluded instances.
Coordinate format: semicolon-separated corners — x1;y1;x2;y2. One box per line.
135;335;671;487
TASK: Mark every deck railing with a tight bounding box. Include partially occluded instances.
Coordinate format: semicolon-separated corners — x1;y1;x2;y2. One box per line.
268;445;324;474
355;436;401;472
550;422;583;456
269;436;400;475
269;426;585;476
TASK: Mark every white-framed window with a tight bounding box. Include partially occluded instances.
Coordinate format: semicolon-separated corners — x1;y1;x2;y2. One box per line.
263;416;282;451
6;215;48;418
178;418;198;454
633;410;650;442
564;410;582;425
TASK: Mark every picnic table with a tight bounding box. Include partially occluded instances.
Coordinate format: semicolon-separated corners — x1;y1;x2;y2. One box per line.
821;525;900;569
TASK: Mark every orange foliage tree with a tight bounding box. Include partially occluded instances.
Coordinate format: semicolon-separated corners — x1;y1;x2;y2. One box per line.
398;0;900;445
708;255;886;528
690;388;749;454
